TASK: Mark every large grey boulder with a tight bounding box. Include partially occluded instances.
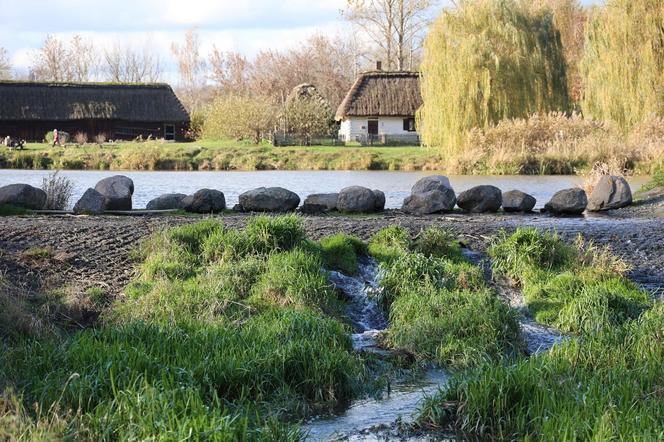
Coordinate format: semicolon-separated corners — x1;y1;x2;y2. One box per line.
94;175;134;211
502;190;537;213
0;184;47;210
337;186;379;213
411;175;453;194
73;188;105;214
587;176;632;212
402;188;456;215
304;193;338;211
373;189;386;211
544;188;587;215
182;189;226;213
457;185;502;213
238;187;300;212
146;193;187;210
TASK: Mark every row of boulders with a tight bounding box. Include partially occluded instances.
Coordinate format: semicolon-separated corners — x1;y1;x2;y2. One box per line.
401;175;632;215
0;174;633;216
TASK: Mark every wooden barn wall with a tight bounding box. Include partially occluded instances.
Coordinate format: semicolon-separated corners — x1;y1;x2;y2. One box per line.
0;120;189;142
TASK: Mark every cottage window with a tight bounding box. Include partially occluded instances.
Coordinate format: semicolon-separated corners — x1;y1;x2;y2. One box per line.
164;124;176;141
403;118;416;132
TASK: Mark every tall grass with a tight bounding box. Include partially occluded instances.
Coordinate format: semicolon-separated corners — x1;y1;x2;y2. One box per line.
418;303;664;440
1;216;371;438
368;226;522;369
489;228;651;333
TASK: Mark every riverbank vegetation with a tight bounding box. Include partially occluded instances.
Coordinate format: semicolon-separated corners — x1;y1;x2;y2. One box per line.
418;229;662;440
0;217;519;439
369;226;522;368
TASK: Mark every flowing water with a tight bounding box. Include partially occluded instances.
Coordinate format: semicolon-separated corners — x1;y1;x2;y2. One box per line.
306;251;566;440
0;170;650;210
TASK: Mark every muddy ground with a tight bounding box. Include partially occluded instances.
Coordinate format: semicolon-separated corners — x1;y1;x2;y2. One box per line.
0;196;663;301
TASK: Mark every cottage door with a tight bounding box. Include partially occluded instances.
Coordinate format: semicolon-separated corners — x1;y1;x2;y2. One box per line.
367;119;379;143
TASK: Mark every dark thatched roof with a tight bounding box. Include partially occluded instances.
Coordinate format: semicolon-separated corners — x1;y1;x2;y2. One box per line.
335;71;422;120
0;81;189;123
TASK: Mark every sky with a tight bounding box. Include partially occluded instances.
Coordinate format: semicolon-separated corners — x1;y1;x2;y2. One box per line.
0;0;602;80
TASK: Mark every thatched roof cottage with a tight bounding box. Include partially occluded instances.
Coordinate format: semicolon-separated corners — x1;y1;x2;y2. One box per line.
0;81;190;142
335;71;422;145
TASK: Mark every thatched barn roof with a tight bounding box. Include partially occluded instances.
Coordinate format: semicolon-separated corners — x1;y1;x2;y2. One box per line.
335;71;421;120
0;81;189;123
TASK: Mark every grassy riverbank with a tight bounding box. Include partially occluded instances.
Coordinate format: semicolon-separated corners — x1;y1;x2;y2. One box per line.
418;229;662;440
1;135;661;174
0;216;516;439
1;219;661;439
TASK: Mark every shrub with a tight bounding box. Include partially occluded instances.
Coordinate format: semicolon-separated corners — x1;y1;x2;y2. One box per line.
202;95;279;144
41;171;75;210
74;132;88;145
44;131;70;144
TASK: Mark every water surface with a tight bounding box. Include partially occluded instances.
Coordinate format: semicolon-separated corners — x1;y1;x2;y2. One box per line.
0;170;650;210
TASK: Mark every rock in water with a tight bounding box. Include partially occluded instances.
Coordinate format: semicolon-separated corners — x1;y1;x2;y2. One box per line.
587;176;632;211
502;190;537;213
73;188;105;214
146;193;187;210
402;188;456;215
544;188;587;215
457;185;502;213
411;175;453;194
182;189;226;213
94;175;134;211
304;193;338;210
373;189;386;211
337;186;378;213
238;187;300;212
0;184;47;210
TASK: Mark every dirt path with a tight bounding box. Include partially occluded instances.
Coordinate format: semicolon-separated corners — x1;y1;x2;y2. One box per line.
0;211;662;299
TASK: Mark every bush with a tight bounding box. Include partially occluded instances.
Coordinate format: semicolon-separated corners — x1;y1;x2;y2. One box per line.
41;171;75;210
202;95;279;144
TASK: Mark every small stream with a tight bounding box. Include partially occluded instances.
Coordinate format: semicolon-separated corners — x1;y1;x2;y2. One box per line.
304;252;564;440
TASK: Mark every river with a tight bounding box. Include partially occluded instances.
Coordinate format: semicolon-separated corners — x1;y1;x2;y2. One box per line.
0;170;650;210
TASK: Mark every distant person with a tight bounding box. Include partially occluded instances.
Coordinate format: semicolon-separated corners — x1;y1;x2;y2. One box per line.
4;136;10;147
53;129;60;146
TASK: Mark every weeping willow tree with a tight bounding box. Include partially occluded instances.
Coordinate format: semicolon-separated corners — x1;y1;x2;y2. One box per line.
581;0;664;132
419;0;569;152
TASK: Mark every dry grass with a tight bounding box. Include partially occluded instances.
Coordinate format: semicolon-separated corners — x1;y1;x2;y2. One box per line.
452;113;664;175
580;158;629;195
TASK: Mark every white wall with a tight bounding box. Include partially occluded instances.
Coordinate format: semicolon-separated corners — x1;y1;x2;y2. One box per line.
339;117;418;142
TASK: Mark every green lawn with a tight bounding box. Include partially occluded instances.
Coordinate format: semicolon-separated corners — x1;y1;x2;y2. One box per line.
0;140;441;172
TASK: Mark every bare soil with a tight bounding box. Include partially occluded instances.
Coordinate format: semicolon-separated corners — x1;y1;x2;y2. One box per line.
0;208;662;300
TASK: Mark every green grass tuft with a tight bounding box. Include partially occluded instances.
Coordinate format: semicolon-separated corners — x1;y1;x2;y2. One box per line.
368;225;411;263
489;228;651;333
418;303;664;440
319;234;367;275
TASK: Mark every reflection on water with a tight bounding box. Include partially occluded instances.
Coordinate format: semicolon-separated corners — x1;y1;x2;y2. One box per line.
0;170;650;210
303;370;449;441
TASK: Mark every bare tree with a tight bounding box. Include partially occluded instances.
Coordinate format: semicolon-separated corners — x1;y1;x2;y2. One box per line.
343;0;436;70
209;48;250;96
69;34;98;81
171;29;207;110
103;43;162;83
0;47;11;79
30;34;70;81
